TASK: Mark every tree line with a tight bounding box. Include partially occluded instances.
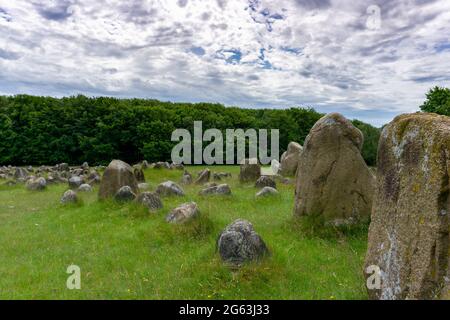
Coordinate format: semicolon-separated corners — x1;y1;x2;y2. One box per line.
0;95;381;166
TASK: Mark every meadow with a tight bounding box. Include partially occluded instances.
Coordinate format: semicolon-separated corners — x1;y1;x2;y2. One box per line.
0;166;368;299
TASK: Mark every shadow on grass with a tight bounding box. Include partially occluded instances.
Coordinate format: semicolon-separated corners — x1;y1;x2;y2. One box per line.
285;214;369;241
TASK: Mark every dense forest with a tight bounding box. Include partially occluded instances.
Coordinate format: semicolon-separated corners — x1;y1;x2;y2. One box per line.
0;95;380;166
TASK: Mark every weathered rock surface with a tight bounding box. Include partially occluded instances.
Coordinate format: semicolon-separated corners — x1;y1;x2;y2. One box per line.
133;167;145;183
26;177;47;191
68;176;84;189
293;113;374;225
255;176;277;189
78;184;93;192
98;160;138;200
136;192;163;211
181;170;193;185
195;168;211;184
364;113;450;300
239;158;261;183
61;190;78;204
156;181;185;197
166;202;199;224
280;142;303;176
199;184;232;196
114;185;136;202
217;219;269;265
256;186;279;198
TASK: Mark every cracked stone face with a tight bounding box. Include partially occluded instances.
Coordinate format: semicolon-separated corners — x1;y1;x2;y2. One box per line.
293;113;375;224
365;113;450;300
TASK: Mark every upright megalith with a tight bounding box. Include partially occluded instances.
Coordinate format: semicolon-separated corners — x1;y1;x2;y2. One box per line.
280;142;303;176
98;160;138;200
364;113;450;300
294;113;374;225
239;158;261;183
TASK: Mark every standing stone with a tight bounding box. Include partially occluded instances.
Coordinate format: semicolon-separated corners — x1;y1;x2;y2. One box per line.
181;170;193;185
61;190;78;204
98;160;138;200
195;168;211;185
166;202;199;224
293;113;374;225
114;186;136;202
364;113;450;300
280;142;303;176
136;192;163;211
217;219;269;265
255;176;277;189
133;167;146;183
239;158;261;183
156;181;185;197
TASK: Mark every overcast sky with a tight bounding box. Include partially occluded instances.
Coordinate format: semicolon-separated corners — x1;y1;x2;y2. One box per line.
0;0;449;126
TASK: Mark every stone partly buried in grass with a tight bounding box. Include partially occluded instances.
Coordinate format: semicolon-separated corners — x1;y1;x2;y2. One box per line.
98;160;139;200
166;202;199;224
364;113;450;300
256;186;279;198
217;219;269;265
26;177;47;191
199;183;232;196
293;113;375;226
255;176;276;189
61;189;78;204
136;192;163;211
114;186;136;202
156;181;185;196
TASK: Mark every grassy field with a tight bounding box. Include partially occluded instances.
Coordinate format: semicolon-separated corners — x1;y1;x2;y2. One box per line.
0;166;368;299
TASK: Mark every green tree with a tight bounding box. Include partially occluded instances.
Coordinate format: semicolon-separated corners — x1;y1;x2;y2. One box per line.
420;86;450;115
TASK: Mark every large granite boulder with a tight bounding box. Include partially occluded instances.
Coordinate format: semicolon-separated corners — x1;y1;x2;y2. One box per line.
98;160;138;200
280;142;303;176
26;177;47;191
217;219;269;265
239;158;261;183
293;113;375;225
364;113;450;300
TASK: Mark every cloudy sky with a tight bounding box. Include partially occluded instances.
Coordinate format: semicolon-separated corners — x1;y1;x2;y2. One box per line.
0;0;449;126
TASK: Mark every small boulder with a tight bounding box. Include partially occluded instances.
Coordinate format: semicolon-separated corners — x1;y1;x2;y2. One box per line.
114;185;136;202
199;184;231;196
136;192;163;211
217;219;269;265
166;202;199;224
78;184;93;192
156;181;185;197
256;187;279;198
68;176;84;189
255;176;276;189
61;190;78;204
26;177;47;191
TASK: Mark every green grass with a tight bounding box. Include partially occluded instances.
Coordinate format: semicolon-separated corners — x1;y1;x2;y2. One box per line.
0;166;368;300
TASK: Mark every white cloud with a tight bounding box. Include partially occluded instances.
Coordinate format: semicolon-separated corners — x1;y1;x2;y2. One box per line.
0;0;449;126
